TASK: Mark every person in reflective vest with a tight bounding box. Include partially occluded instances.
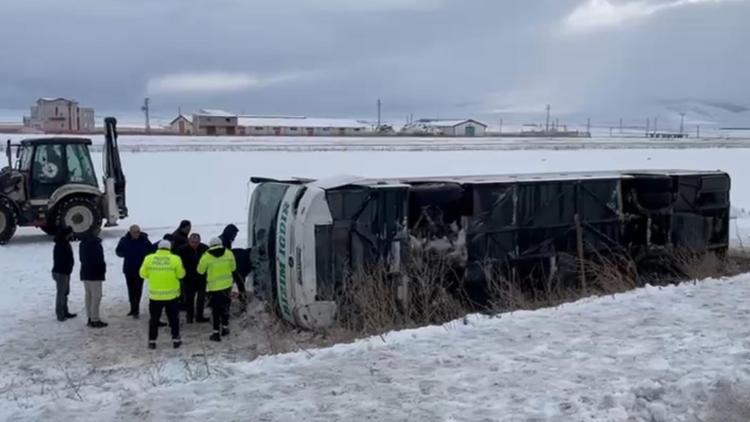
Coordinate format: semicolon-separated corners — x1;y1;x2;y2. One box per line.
139;240;186;349
198;237;237;342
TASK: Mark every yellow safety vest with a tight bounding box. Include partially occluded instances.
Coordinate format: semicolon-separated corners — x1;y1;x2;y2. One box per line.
197;247;236;292
139;249;186;301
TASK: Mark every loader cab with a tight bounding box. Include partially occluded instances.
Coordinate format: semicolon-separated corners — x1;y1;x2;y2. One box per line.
17;138;97;199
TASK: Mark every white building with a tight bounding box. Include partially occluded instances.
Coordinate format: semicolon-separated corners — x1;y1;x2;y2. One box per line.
238;116;372;136
403;119;487;137
169;114;193;135
23;97;95;133
192;109;238;135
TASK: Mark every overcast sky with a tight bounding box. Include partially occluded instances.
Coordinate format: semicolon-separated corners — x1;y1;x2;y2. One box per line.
1;0;748;123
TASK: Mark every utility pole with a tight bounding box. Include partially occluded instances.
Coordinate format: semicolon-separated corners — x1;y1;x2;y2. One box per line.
679;112;685;135
586;118;591;135
619;118;623;134
499;118;503;135
141;97;151;134
545;104;551;132
377;99;382;129
646;118;650;137
697;125;701;138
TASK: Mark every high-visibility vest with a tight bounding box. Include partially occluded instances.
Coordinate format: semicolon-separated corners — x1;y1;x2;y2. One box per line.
197;247;236;292
139;249;186;301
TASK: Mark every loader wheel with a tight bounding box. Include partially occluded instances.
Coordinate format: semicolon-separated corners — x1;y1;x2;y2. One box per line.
0;197;18;245
55;197;102;239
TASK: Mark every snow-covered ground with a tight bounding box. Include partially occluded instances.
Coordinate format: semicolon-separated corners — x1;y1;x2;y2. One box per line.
2;140;750;420
4;133;750;153
3;268;750;421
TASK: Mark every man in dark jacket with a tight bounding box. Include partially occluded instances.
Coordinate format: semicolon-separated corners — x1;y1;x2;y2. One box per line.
171;220;192;252
115;224;152;318
178;233;209;323
80;231;107;328
218;224;248;311
52;226;77;321
218;224;239;249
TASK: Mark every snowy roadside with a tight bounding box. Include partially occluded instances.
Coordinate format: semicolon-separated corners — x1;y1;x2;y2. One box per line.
2;268;750;421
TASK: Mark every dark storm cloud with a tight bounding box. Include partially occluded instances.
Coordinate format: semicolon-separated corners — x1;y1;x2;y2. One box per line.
1;0;748;121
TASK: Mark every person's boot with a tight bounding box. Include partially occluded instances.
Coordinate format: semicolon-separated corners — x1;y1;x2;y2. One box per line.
64;312;77;319
158;321;168;327
173;339;182;349
126;310;134;317
221;326;230;337
209;332;221;342
148;341;156;350
133;313;140;320
90;320;108;328
87;318;92;327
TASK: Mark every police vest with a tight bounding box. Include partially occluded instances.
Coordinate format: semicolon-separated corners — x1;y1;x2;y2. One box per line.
139;249;186;301
197;247;236;292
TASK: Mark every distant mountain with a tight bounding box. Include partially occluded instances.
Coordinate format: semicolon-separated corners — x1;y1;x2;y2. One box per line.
654;98;750;128
476;98;750;134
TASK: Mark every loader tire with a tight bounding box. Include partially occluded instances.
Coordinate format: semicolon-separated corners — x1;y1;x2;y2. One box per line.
55;197;102;239
0;197;18;245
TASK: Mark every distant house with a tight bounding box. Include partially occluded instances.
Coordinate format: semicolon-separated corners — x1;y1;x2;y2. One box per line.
237;116;372;136
23;97;95;133
192;109;238;135
403;119;487;137
169;114;193;135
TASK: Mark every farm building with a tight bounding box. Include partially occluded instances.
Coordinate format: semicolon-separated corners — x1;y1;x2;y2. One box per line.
237;116;372;136
403;119;487;136
192;109;238;135
169;114;193;135
23;97;95;133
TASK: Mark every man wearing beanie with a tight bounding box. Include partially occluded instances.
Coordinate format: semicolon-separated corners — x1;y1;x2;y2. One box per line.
198;237;237;342
139;239;186;349
171;220;192;252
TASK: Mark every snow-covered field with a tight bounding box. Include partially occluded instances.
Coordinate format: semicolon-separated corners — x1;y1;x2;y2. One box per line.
2;138;750;421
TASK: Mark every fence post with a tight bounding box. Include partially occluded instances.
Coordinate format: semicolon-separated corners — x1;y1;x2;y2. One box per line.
575;213;587;291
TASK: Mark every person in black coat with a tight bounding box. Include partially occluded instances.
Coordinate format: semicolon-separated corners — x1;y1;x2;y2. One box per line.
233;247;252;280
79;232;107;328
52;226;76;321
178;233;209;323
171;220;192;252
115;224;152;318
219;224;239;249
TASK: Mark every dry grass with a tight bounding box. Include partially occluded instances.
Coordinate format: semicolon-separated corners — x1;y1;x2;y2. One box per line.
256;246;748;351
669;248;727;281
586;251;640;295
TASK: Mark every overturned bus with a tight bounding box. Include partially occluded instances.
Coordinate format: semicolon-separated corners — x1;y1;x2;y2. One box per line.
247;170;730;330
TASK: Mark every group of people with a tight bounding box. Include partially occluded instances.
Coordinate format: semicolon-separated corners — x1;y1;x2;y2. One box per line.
51;220;252;349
